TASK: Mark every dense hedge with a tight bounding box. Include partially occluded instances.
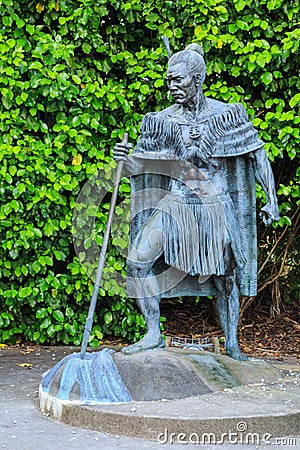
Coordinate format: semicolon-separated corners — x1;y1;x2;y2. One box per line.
0;0;299;345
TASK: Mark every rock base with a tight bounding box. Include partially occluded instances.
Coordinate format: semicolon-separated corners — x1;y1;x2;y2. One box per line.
39;349;300;440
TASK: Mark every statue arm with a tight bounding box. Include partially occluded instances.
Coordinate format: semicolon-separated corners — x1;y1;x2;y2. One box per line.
113;139;145;176
250;148;280;225
123;156;144;176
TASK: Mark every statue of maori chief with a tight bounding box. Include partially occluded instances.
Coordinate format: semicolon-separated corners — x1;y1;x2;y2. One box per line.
113;43;279;360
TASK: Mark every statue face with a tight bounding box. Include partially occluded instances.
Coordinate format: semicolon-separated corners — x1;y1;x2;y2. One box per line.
166;62;198;106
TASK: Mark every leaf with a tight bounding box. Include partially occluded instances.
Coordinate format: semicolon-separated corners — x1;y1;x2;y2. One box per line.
174;28;182;38
140;85;150;95
289;93;300;108
3;96;12;109
72;154;82;165
21;348;34;355
82;42;91;54
104;312;113;324
32;261;41;273
261;72;273;84
36;3;44;13
40;317;51;329
2;15;13;27
19;287;32;298
235;0;246;12
10;200;19;212
53;310;64;322
95;329;103;339
44;223;53;236
36;308;47;319
145;13;160;21
17;363;33;368
72;116;81;127
145;22;157;30
72;75;81;84
194;25;202;36
28;61;42;70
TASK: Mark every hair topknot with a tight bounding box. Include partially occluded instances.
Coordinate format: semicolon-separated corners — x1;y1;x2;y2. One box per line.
185;43;204;57
168;42;206;79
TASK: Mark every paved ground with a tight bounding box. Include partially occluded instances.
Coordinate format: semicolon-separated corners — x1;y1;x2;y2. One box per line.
0;345;299;450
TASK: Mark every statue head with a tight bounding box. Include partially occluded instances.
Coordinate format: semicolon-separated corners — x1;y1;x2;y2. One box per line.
167;43;206;106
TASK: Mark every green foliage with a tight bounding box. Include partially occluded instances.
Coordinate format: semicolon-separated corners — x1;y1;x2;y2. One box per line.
0;0;299;344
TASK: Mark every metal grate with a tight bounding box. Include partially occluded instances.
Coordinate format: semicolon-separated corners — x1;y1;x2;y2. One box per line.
170;336;219;352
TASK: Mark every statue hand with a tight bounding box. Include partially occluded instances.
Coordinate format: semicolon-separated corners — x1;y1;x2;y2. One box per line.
259;203;280;225
113;141;132;161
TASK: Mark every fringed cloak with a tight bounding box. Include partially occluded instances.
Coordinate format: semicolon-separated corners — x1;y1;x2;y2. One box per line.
128;99;263;298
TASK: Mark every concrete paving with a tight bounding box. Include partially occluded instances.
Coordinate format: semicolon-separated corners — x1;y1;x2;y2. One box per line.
1;345;299;450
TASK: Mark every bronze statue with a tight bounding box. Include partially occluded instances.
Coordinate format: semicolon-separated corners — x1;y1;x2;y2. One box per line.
113;43;279;360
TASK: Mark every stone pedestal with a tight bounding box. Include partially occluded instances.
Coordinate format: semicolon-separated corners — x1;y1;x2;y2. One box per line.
38;348;300;440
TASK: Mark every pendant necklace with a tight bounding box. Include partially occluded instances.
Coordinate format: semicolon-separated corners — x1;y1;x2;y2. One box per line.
189;124;201;139
186;95;206;140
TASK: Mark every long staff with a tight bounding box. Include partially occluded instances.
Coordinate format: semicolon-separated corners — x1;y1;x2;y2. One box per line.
80;133;128;359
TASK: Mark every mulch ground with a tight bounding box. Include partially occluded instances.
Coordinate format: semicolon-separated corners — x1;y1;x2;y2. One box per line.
159;298;300;361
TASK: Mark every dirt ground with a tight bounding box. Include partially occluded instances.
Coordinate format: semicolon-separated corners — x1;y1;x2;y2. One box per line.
159;298;300;362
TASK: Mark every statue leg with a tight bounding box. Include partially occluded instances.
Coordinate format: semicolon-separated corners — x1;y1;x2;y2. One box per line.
122;211;165;354
123;287;164;355
213;274;248;361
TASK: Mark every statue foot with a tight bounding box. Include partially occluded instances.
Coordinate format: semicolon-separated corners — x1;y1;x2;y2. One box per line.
122;333;165;355
226;347;248;361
